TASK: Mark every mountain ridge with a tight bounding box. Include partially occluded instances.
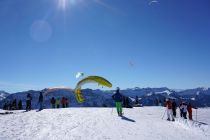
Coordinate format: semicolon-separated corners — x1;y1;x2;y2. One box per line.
0;87;210;108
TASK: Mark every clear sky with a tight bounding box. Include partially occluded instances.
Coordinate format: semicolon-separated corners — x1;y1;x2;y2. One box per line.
0;0;210;93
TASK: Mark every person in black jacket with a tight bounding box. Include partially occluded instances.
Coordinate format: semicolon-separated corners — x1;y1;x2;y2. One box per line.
51;97;56;108
112;87;123;116
26;93;32;111
172;99;177;117
3;103;7;110
12;99;17;110
125;97;130;108
18;100;22;110
135;96;139;105
38;92;44;111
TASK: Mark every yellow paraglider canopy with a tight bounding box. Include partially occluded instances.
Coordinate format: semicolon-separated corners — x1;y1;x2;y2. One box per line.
74;76;112;103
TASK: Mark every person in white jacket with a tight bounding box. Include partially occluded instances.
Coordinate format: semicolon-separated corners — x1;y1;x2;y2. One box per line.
180;103;187;119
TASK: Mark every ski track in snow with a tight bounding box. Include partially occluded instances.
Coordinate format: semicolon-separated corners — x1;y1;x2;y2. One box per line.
0;107;209;140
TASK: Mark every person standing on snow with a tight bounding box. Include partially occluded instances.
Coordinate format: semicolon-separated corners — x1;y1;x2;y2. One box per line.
12;99;17;110
26;93;32;111
112;87;123;116
180;102;188;119
18;100;22;110
187;103;197;120
38;92;44;111
56;98;60;108
179;102;184;118
164;98;175;121
135;96;139;105
172;100;177;117
65;97;69;107
62;97;66;108
51;97;56;108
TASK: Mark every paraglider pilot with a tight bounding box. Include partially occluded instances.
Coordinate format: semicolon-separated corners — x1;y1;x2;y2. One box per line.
112;87;123;116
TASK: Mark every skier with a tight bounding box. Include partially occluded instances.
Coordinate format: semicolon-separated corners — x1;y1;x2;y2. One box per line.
51;97;56;108
26;93;32;111
164;98;175;121
56;98;60;108
18;100;22;110
38;92;44;111
180;102;188;119
172;99;177;117
112;87;123;116
62;97;66;108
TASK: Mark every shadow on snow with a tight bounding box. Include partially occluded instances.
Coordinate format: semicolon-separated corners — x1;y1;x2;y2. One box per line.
121;116;136;122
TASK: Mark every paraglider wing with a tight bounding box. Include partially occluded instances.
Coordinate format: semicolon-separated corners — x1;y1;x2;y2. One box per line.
75;76;112;90
75;88;85;103
74;76;112;103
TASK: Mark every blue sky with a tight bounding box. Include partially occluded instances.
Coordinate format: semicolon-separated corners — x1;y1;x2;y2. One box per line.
0;0;210;93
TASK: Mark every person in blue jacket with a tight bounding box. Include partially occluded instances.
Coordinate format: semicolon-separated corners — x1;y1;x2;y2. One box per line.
112;87;123;116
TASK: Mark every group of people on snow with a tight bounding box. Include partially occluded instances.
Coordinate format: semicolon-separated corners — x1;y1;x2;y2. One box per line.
3;92;69;111
3;99;23;110
50;97;69;109
112;87;197;121
2;87;197;121
165;98;197;121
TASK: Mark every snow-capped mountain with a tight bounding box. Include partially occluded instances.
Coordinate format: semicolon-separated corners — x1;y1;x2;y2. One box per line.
0;87;210;109
0;91;9;101
176;87;210;96
122;87;172;97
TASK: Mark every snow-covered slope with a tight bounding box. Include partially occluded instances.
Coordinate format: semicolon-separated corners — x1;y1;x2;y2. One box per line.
0;107;209;140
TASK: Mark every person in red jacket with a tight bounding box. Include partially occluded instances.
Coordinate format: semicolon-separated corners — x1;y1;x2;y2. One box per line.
62;97;66;108
187;103;197;120
165;98;175;121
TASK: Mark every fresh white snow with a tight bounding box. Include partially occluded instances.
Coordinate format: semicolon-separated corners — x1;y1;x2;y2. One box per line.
0;107;209;140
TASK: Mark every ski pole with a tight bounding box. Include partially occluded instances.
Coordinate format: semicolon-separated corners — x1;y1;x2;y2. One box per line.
162;108;167;119
196;108;197;122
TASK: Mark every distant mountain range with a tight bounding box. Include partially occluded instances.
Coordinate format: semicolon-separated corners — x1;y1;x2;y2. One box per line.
0;91;9;101
0;87;210;109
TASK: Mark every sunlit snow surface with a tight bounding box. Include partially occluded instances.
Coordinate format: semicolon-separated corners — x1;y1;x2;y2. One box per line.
0;107;209;140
